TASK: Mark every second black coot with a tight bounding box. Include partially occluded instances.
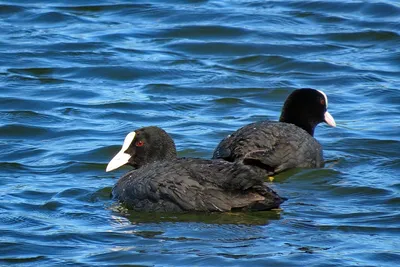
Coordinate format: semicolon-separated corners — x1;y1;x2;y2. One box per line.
212;88;336;175
106;126;284;212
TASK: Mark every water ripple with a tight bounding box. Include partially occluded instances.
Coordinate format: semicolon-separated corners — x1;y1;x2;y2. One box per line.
0;0;399;266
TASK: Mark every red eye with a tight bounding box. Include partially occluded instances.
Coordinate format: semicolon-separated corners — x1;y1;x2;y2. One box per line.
135;140;144;147
320;98;325;106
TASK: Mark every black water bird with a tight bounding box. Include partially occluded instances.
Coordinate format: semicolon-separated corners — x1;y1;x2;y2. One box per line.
106;126;284;212
212;88;336;175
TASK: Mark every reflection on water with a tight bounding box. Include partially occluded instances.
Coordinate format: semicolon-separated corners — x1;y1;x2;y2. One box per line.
110;205;282;225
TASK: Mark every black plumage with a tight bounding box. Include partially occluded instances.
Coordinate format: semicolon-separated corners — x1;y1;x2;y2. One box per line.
212;88;336;175
107;126;284;212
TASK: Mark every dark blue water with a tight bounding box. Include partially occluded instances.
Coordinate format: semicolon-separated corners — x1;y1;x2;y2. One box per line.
1;0;399;266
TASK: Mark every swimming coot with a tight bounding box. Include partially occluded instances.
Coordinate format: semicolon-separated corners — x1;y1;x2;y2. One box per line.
212;88;336;175
106;126;284;212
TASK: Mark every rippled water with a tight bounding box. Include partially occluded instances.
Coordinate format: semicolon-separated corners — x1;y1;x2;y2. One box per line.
1;0;399;266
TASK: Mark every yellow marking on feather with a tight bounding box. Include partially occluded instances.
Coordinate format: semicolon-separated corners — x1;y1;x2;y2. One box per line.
271;208;282;212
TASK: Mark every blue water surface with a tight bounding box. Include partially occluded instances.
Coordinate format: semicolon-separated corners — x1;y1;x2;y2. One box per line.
0;0;399;266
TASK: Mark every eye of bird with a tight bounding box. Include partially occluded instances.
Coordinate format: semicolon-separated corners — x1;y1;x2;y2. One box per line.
135;140;144;147
320;98;325;106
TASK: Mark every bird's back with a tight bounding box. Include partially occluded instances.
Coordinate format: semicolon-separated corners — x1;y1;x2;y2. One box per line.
213;121;324;175
112;158;283;212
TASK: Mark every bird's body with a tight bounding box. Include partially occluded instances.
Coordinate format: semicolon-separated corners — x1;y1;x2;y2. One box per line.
213;121;323;176
213;89;336;175
113;158;282;212
107;126;284;212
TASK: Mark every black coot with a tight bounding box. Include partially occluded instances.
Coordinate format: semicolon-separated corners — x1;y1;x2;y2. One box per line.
212;88;336;175
106;126;284;212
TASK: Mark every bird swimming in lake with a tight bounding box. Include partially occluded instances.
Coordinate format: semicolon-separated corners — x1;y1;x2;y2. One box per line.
106;126;284;212
212;88;336;176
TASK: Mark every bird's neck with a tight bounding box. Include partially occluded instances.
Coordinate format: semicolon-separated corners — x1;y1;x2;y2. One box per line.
279;114;315;136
